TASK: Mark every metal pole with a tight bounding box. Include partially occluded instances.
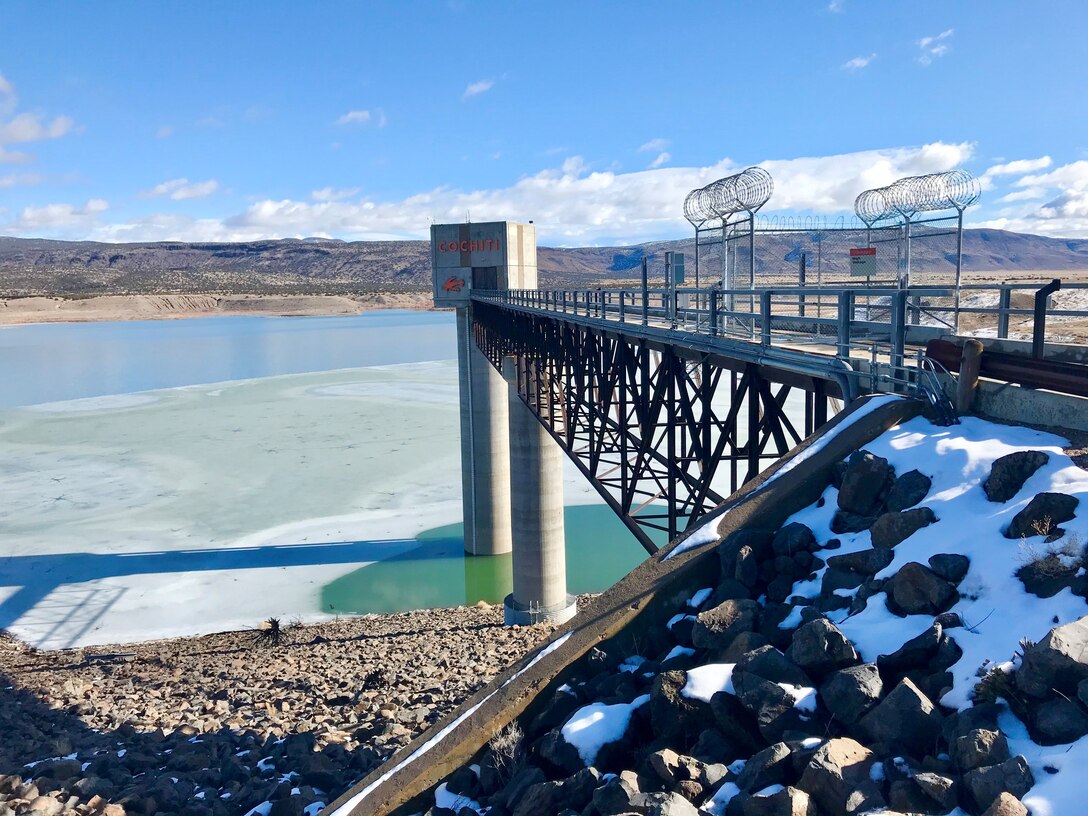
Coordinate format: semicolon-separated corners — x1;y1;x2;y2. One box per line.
709;289;719;338
954;207;964;334
891;289;907;377
641;256;649;326
694;231;700;288
998;286;1011;338
902;215;912;288
1033;279;1061;359
760;290;772;345
747;211;756;289
837;290;854;359
799;251;807;318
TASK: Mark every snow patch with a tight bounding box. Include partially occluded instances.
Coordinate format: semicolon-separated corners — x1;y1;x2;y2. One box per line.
681;663;736;702
435;781;483;814
664;645;695;661
687;587;713;608
560;695;651;766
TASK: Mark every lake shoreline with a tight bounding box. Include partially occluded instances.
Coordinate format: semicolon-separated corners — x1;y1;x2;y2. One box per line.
0;292;436;325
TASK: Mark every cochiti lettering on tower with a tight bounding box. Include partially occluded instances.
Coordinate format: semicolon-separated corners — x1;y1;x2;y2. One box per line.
437;239;502;253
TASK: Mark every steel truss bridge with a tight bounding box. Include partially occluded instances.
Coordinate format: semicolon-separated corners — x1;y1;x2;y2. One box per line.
470;281;1088;554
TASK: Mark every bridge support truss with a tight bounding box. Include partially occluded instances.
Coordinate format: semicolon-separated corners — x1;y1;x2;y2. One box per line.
472;301;841;554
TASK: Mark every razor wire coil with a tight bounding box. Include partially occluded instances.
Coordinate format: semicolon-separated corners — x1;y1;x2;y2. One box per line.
684;167;774;226
855;169;981;223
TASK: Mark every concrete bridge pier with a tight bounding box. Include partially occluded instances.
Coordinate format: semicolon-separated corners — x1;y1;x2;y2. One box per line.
457;307;512;556
502;356;577;626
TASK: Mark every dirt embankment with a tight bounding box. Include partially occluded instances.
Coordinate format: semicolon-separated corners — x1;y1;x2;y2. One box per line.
0;292;436;325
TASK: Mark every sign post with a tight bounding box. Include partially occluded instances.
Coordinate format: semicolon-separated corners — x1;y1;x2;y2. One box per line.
849;247;876;283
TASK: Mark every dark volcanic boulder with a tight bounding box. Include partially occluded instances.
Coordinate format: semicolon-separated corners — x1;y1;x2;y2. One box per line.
877;622;943;676
928;553;970;583
534;730;582;777
1004;492;1079;539
984;451;1049;503
719;528;777;576
963;756;1034;813
857;678;944;757
819;664;882;725
590;775;639;814
797;738;882;815
628;790;700;815
1016;554;1078;598
952;728;1011;772
829;510;878;535
885;562;958;616
826;548;894;576
512;779;565;816
772;523;817;557
730;673;813;744
736;646;811;687
981;792;1030;816
837;451;893;515
650;670;707;742
693;599;759;650
1031;697;1088;745
735;742;792;791
739;786;816;815
786;618;858;676
886;469;933;512
1016;615;1088;698
870;507;937;549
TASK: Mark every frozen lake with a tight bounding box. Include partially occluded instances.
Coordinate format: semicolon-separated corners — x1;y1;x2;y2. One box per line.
0;312;645;649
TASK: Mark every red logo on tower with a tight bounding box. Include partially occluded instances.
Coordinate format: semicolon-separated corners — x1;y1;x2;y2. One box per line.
443;275;466;293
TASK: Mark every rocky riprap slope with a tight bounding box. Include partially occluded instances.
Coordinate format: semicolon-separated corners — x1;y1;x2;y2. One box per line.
411;418;1088;816
0;606;559;816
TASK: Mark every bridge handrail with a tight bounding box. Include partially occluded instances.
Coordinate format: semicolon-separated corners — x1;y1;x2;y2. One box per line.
472;281;1088;397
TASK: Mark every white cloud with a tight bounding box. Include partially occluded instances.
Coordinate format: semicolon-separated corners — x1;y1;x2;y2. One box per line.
648;151;671;169
463;79;494;99
842;53;876;70
33;141;974;245
155;125;175;139
141;177;220;201
999;187;1045;203
984;156;1052;177
971;160;1088;237
0;171;41;188
916;29;953;66
12;199;107;232
0;112;75;144
0;73;15;114
639;138;670;153
335;110;372;126
0;75;76;166
311;186;360;202
0;145;32;164
828;0;844;11
1015;160;1088;191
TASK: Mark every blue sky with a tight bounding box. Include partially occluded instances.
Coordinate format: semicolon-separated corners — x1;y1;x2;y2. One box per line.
1;1;1087;245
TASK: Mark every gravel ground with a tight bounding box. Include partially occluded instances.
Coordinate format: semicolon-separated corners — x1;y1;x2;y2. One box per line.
0;603;563;816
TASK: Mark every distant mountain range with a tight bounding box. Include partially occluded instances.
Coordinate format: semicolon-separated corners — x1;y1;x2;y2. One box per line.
1;228;1086;297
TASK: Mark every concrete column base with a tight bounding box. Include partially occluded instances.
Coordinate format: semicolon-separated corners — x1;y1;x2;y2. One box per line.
503;593;578;626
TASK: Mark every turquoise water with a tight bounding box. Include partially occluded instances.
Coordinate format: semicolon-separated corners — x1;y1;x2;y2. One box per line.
0;311;648;646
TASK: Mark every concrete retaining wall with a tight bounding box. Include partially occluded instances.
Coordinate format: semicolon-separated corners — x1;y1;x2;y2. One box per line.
324;394;924;816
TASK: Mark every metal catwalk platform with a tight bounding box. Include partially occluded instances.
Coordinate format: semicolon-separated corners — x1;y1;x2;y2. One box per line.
469;282;1088;552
